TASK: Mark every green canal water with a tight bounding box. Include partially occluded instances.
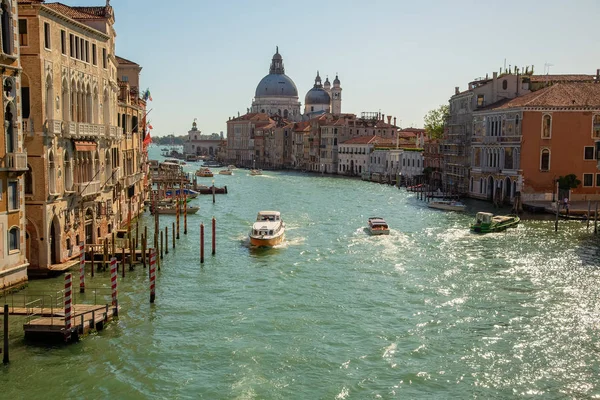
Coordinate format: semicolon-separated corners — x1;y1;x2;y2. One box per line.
3;147;600;399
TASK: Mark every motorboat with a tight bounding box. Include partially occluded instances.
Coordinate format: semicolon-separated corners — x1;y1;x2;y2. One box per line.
367;217;390;235
470;212;520;233
428;200;467;212
156;205;200;215
249;211;285;247
227;165;237;170
219;168;233;175
195;167;213;177
249;169;263;176
165;188;199;199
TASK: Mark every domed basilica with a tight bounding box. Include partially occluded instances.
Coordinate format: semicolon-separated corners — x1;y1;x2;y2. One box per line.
250;47;342;121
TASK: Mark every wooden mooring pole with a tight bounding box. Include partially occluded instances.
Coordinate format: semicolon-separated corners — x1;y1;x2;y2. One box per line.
91;248;95;277
176;194;180;240
555;181;559;232
165;226;169;255
184;191;188;235
172;222;176;249
142;234;147;268
588;200;591;230
160;230;164;259
3;304;8;364
200;223;204;264
595;202;598;235
212;217;216;256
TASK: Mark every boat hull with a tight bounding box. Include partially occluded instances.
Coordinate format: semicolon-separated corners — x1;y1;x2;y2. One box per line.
249;232;285;247
157;206;200;215
368;228;390;235
470;218;520;233
428;203;466;212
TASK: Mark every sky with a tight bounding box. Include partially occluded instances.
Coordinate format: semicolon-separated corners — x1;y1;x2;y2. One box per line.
66;0;600;137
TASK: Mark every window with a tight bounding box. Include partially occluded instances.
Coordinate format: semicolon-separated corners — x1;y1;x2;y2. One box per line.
75;36;80;59
69;34;74;57
44;22;50;49
121;75;128;82
18;19;27;46
9;227;19;252
85;40;89;62
596;173;600;187
502;79;508;90
542;114;552;138
24;165;33;195
60;30;66;54
92;43;97;65
593;115;600;138
8;181;18;210
584;146;595;160
583;173;594;187
102;48;107;68
540;148;550;171
477;94;485;107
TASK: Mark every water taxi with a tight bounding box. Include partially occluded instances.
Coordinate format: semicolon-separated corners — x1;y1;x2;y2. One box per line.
249;211;285;247
428;200;467;212
470;212;520;233
249;169;262;176
195;167;213;177
367;217;390;235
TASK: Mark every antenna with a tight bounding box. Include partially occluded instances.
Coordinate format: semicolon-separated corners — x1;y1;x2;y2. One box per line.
544;62;554;85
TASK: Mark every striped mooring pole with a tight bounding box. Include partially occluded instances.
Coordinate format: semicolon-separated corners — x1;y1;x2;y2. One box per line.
79;242;85;293
64;273;72;342
150;248;156;303
110;257;118;317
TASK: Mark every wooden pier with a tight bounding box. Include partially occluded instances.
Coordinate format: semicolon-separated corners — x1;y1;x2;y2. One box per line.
23;304;117;342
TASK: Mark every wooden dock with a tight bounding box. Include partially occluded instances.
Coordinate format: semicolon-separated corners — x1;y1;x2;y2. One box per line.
23;304;117;343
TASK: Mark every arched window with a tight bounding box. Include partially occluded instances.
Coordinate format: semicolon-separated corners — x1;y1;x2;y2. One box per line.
1;1;13;55
542;114;552;138
94;150;100;179
62;79;69;121
25;164;33;195
5;102;14;152
48;150;57;194
45;75;54;120
540;148;550;171
8;226;19;251
103;88;110;125
480;178;484;194
64;151;73;191
502;79;508;90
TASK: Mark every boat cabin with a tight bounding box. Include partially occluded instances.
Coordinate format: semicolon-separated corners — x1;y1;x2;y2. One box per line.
256;211;281;222
475;212;493;224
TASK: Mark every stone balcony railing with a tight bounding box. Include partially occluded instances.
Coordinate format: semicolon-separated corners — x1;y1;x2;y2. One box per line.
76;180;101;197
46;120;123;141
124;171;145;187
1;152;28;172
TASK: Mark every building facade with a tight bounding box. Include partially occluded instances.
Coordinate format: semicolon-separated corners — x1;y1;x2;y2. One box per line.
183;119;222;158
1;0;28;289
19;0;121;271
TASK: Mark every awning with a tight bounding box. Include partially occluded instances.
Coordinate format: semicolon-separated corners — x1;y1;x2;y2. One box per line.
74;140;97;152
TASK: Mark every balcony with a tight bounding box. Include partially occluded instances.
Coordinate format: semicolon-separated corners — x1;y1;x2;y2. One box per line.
46;119;63;136
76;180;101;197
1;152;27;172
124;172;145;187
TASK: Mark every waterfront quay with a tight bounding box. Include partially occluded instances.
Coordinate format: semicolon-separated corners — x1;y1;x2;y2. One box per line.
3;148;600;398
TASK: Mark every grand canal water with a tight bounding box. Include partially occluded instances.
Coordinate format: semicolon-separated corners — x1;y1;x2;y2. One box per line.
3;146;600;398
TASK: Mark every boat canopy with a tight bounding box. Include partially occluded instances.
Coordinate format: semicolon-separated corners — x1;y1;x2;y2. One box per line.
257;211;281;221
475;212;493;224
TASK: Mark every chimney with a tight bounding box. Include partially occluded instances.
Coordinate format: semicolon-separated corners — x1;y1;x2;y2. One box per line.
596;69;600;83
393;117;397;127
455;86;459;95
382;114;385;122
387;115;392;124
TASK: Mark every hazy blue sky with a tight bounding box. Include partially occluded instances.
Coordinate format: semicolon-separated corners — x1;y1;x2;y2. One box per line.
66;0;600;136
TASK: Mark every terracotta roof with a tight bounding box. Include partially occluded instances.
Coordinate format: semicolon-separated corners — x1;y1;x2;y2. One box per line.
400;127;426;133
478;82;600;111
116;55;139;66
342;135;379;145
529;74;595;83
44;3;109;20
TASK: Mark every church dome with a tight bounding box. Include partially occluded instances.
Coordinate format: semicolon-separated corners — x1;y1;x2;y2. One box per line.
305;87;330;105
255;74;299;97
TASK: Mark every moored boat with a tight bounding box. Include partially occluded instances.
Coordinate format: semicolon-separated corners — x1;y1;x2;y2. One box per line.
428;200;467;212
195;167;213;177
156;205;200;215
249;211;285;247
470;212;520;233
368;217;390;235
165;188;199;199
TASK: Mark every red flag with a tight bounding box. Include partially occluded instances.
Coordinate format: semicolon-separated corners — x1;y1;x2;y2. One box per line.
143;131;152;147
148;124;153;130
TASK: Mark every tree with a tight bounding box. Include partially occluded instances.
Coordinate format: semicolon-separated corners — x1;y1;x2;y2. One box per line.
557;174;581;191
424;105;449;139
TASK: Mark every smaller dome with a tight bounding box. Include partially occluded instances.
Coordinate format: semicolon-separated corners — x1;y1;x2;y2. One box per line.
324;77;331;88
305;87;330;105
333;74;340;85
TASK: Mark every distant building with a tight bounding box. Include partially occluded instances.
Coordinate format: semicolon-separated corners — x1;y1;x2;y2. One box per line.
183;120;222;158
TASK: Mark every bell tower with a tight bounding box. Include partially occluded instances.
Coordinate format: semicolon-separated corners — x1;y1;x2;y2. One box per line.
331;74;342;115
